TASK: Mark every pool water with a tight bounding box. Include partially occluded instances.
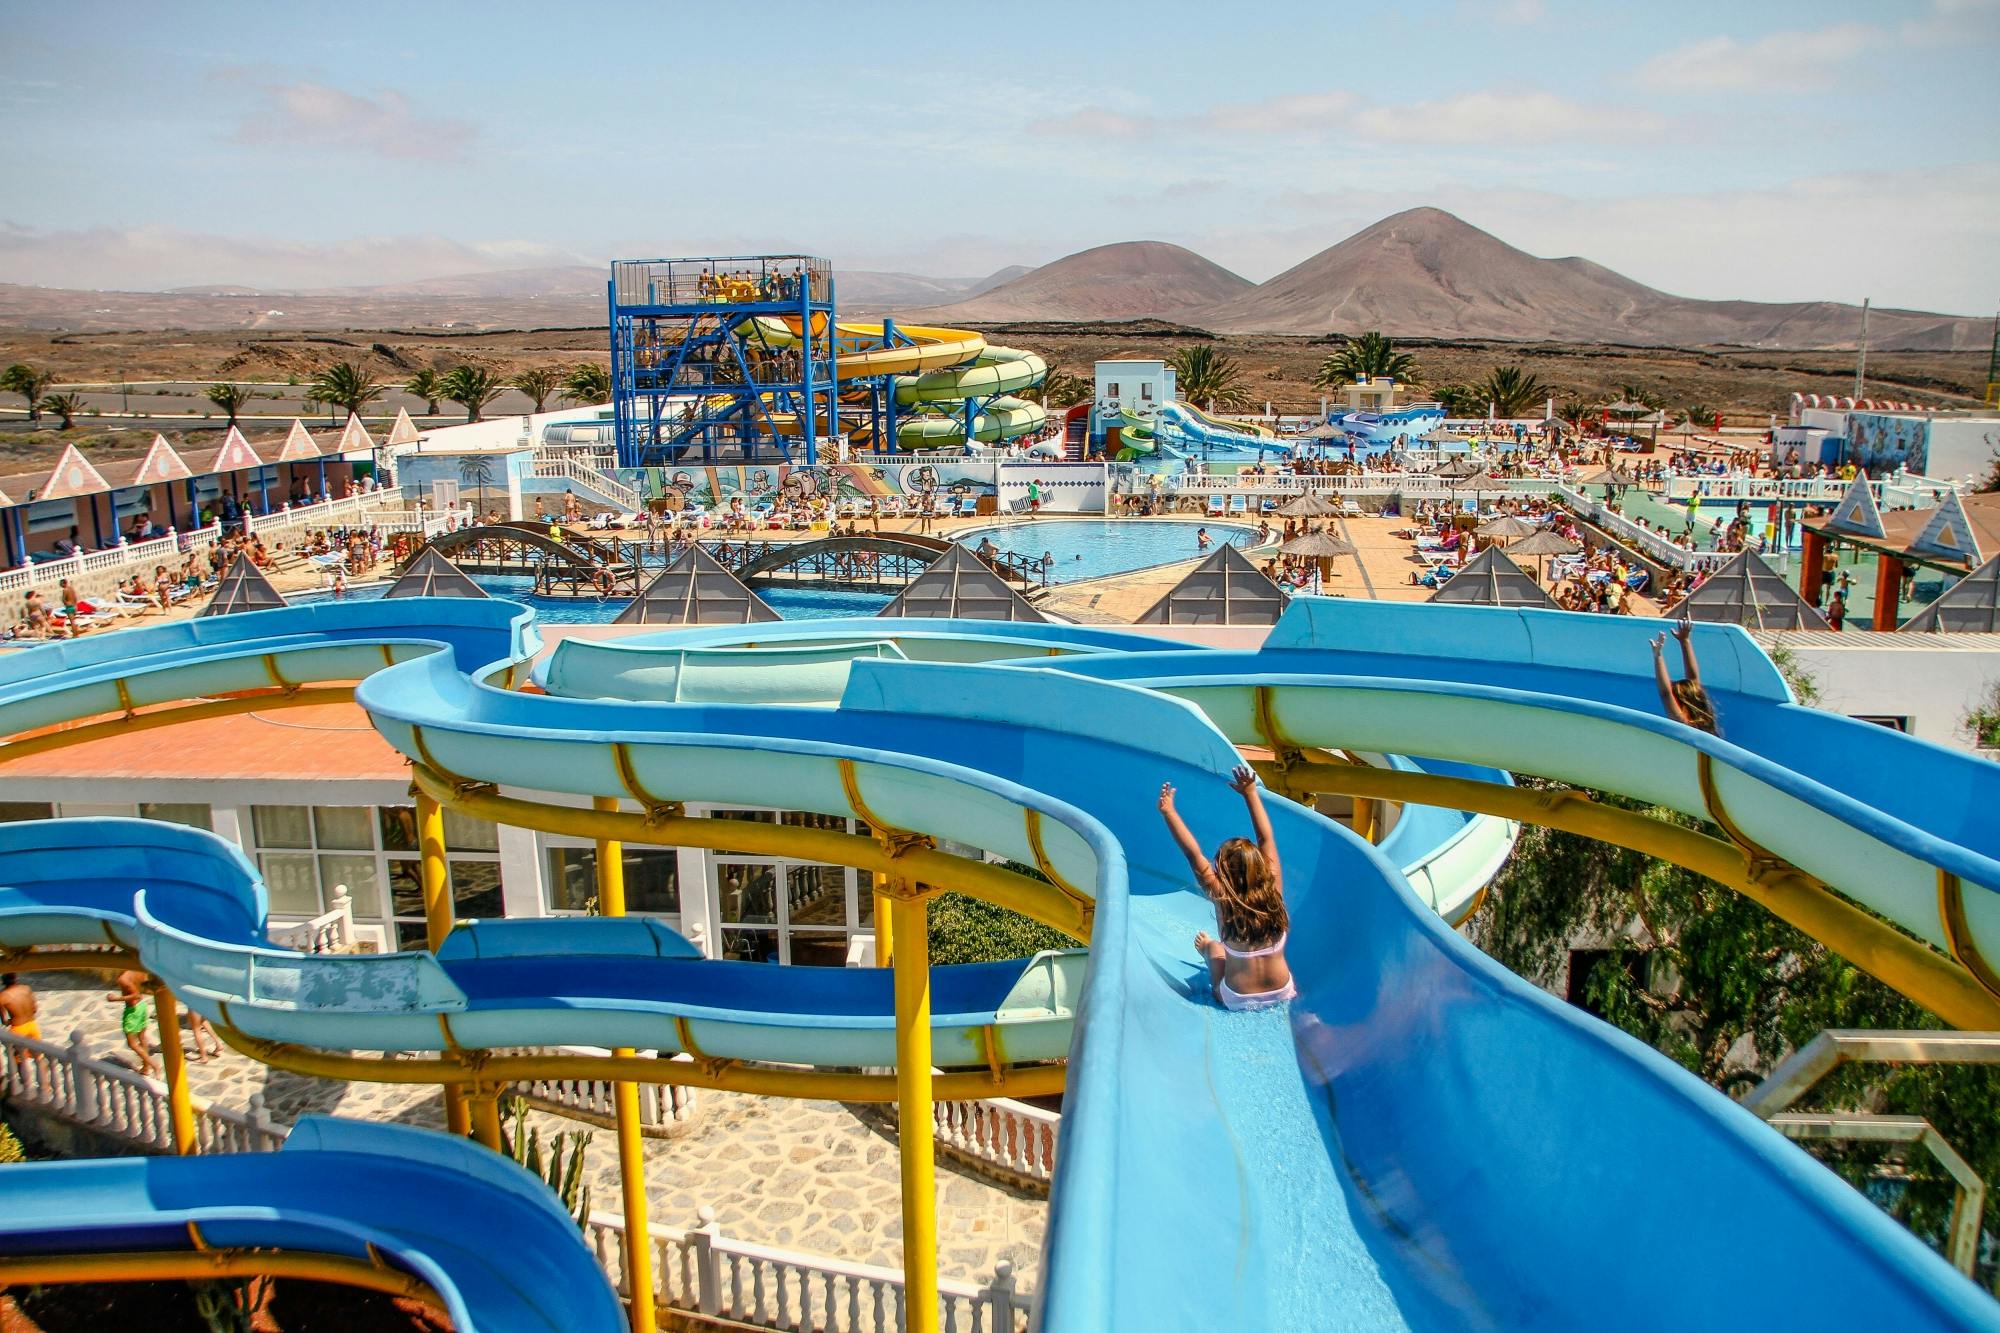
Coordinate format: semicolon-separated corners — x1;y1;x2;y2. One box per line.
954;519;1263;582
292;575;887;623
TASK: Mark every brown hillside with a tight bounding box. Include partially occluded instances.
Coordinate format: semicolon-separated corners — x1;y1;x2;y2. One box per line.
1185;207;1984;351
902;241;1253;324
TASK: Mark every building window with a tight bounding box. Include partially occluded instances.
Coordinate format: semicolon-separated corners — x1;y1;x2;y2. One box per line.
710;805;862;966
1140;382;1154;402
543;845;680;916
1106;382;1120;399
247;803;500;947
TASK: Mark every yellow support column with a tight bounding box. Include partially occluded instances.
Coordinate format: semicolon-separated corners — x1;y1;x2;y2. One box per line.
153;985;197;1155
873;871;893;965
889;882;938;1333
416;791;470;1138
468;1091;502;1150
595;795;657;1333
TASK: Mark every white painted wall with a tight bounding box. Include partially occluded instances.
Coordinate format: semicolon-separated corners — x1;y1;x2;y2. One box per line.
1753;632;2000;749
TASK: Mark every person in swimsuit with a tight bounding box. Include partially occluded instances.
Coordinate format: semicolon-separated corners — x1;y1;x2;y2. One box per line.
1651;616;1719;736
1158;764;1295;1011
1;973;39;1054
110;970;156;1077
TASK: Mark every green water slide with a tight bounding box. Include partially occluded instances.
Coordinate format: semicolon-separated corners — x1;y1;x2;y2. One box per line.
893;345;1048;448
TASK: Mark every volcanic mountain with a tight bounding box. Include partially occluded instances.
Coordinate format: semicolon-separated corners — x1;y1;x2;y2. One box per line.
1180;208;1982;350
902;241;1254;324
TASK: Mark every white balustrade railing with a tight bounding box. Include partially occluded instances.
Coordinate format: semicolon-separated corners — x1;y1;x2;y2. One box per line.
1660;472;1964;507
590;1207;1029;1333
1554;484;1726;572
0;1017;1028;1330
0;1025;287;1155
932;1097;1058;1187
532;455;643;512
0;522;225;603
267;886;356;955
513;1048;701;1135
244;489;439;540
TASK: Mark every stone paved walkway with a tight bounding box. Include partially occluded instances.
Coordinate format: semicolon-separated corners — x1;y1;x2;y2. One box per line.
21;975;1045;1287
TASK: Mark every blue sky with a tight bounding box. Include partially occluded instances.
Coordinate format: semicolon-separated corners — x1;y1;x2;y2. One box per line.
3;0;1997;313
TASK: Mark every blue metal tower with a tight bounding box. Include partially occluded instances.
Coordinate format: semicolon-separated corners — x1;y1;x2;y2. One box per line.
608;256;840;468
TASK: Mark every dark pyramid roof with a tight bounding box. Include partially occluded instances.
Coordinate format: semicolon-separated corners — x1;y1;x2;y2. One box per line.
198;553;287;617
1425;546;1556;609
1901;553;2000;632
1135;544;1289;625
1664;551;1828;630
385;548;488;599
613;543;779;625
879;544;1048;622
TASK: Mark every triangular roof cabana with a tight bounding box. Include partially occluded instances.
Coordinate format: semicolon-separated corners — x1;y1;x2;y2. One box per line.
385;549;489;600
878;544;1047;622
1901;554;2000;633
613;544;779;624
1665;551;1829;630
1425;546;1557;609
198;554;288;617
1135;544;1288;625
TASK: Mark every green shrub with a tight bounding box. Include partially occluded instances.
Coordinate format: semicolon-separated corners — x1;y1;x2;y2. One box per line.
927;862;1078;964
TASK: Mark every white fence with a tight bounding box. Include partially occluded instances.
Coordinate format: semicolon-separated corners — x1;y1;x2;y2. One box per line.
0;1005;1034;1333
1660;472;1962;508
0;1025;287;1156
933;1097;1058;1189
513;1051;701;1136
0;522;224;603
588;1208;1029;1333
267;887;358;956
531;455;644;512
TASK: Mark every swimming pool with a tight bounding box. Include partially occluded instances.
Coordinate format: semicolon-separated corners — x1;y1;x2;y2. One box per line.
954;519;1263;582
291;576;888;623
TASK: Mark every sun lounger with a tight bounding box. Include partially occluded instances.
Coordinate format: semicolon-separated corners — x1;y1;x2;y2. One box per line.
1206;495;1226;517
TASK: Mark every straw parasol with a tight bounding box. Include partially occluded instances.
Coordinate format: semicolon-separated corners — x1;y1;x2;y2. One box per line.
1274;491;1337;518
1578;464;1640;488
1437;455;1485;478
1474;515;1538;541
1278;527;1357;586
1506;528;1582;581
1299;421;1344;439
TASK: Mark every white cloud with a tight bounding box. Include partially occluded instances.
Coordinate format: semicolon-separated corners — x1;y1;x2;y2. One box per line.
1031;87;1654;147
212;71;477;164
1353;91;1664;145
1637;22;1879;89
0;223;587;290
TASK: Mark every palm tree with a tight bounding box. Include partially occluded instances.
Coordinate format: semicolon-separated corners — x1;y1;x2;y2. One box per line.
440;366;503;422
1680;404;1713;439
37;393;85;429
1476;366;1553;419
1314;331;1418;388
458;454;497;512
1556;401;1597;431
1430;383;1484;417
405;368;444;416
2;364;56;420
206;382;252;425
512;367;562;414
307;362;386;419
563;362;611;405
1615;383;1664;410
1034;358;1087;408
1170;345;1249;411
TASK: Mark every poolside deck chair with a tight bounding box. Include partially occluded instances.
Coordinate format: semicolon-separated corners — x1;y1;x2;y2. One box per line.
1206;494;1226;517
1227;494;1249;517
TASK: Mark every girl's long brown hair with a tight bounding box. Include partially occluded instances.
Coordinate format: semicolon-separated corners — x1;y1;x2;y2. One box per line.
1210;837;1287;950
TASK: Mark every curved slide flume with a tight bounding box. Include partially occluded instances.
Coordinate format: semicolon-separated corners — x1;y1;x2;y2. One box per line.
0;600;1997;1328
0;1114;624;1333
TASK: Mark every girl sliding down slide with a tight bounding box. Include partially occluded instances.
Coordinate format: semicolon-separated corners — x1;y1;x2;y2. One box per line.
1159;765;1296;1010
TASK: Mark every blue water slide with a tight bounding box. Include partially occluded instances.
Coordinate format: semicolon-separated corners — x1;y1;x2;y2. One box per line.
0;600;1995;1328
0;1116;623;1333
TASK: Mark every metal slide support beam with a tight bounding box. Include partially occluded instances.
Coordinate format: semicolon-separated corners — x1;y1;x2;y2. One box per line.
153;984;197;1156
889;880;939;1333
1261;759;2000;1031
1766;1112;1986;1277
1740;1029;2000;1117
0;1252;443;1308
595;794;657;1333
410;764;1091;942
415;789;470;1138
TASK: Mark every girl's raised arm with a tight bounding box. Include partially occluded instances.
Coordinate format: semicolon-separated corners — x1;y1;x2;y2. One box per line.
1158;783;1216;884
1229;765;1282;895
